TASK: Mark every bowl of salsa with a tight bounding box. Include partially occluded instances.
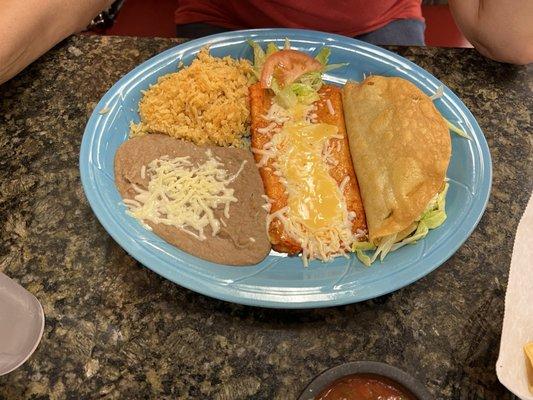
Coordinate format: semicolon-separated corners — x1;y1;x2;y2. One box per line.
299;361;432;400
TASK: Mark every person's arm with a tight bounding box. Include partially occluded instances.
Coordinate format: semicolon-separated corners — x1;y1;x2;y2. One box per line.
449;0;533;65
0;0;112;84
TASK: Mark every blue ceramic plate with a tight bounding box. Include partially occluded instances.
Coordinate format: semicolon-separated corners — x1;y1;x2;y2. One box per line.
80;29;491;308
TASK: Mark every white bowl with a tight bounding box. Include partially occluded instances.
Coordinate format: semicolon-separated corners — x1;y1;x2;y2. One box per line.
0;272;45;375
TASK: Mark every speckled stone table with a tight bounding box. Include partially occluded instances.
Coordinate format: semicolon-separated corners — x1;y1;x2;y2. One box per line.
0;35;531;400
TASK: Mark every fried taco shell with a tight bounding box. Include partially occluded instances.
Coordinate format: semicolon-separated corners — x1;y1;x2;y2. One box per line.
342;76;451;243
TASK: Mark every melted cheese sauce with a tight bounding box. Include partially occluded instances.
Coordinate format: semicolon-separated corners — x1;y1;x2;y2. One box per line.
280;121;345;231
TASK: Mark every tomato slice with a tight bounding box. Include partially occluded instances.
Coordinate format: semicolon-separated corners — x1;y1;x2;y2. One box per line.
260;50;322;89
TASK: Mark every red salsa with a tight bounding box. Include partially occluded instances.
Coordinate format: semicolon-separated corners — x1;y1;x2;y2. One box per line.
316;373;417;400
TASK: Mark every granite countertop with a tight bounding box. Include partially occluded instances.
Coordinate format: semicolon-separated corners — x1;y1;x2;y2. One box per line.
0;35;531;399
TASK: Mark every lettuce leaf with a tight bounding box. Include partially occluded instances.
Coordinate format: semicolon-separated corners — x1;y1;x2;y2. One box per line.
372;233;398;263
353;241;377;267
430;85;444;101
248;39;266;80
429;85;470;139
356;250;373;267
266;42;279;56
390;221;429;252
354;183;449;265
315;47;348;73
420;210;447;229
446;120;471;139
315;47;331;65
353;241;376;251
270;79;297;108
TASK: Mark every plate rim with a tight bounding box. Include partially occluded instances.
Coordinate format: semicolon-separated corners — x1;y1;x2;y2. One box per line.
80;28;492;309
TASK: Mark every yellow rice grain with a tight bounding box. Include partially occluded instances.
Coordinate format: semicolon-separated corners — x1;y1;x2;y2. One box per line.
130;47;253;147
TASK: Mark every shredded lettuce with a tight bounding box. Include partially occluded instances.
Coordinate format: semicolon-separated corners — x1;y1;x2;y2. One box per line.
298;71;323;91
270;80;320;108
446;120;471;139
324;63;349;72
315;47;348;72
248;39;266;80
372;233;398;263
420;209;447;229
315;47;331;65
353;241;377;267
248;39;346;109
354;183;449;265
266;42;279;56
429;85;471;139
270;79;296;108
288;83;320;104
390;221;429;252
437;183;447;209
356;250;373;267
430;85;444;101
353;241;377;251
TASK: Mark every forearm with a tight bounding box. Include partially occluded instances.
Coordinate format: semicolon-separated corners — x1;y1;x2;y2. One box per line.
449;0;533;65
0;0;111;84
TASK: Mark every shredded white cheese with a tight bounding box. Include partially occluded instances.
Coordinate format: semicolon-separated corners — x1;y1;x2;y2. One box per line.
326;99;335;116
322;137;343;167
125;152;246;240
339;176;350;194
266;204;355;265
262;102;291;124
258;122;279;134
430;85;444;101
140;165;146;180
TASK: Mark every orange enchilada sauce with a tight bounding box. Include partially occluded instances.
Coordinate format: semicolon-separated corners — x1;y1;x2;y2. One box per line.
316;373;416;400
